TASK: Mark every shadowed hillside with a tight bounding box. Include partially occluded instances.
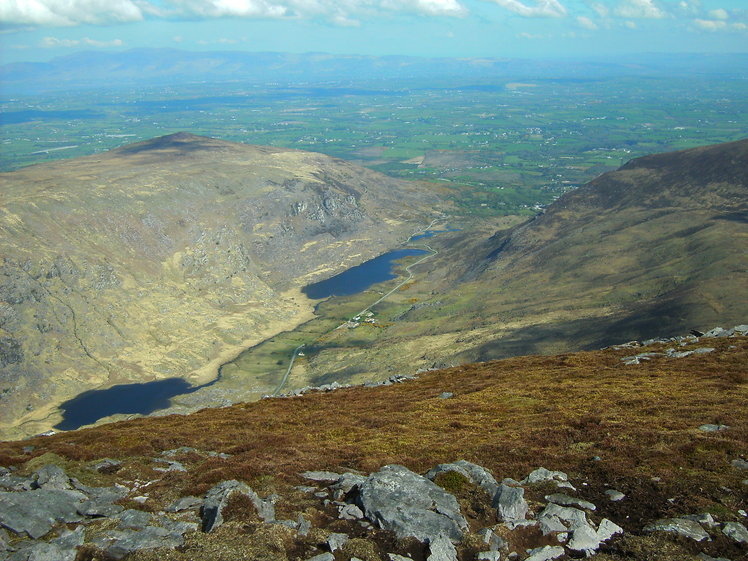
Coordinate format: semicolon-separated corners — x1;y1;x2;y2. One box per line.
292;139;748;382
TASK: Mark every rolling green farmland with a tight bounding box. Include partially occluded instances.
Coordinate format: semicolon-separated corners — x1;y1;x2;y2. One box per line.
2;75;746;215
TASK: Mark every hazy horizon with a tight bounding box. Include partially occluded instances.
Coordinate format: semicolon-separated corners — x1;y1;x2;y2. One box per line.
2;0;747;66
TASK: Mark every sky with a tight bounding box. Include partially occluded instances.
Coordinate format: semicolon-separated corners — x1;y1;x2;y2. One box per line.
1;0;747;64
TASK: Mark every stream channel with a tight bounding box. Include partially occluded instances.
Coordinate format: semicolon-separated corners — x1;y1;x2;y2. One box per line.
54;233;444;431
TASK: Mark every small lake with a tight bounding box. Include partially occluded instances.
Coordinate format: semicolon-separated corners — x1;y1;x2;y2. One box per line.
54;378;204;431
54;246;431;430
301;248;428;300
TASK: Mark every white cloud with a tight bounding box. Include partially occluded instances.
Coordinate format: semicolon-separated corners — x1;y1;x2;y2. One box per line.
576;15;597;29
614;0;666;19
693;18;725;31
590;3;608;18
1;0;472;27
41;36;124;47
0;0;143;26
708;8;728;20
624;19;636;28
485;0;567;18
733;22;747;31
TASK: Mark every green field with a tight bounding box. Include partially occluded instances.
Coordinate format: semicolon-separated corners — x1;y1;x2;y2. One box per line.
2;75;747;216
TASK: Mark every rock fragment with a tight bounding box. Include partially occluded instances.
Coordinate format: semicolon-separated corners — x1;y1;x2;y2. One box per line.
722;521;748;544
544;493;596;511
427;533;458;561
522;468;568;485
426;460;499;497
643;518;710;541
699;424;730;432
604;489;625;501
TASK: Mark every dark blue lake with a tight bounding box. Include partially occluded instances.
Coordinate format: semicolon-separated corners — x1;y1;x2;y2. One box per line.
54;378;201;431
302;248;428;300
55;247;430;430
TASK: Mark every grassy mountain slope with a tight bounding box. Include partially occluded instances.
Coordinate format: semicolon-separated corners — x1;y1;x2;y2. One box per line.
0;133;446;439
294;139;748;384
0;335;746;560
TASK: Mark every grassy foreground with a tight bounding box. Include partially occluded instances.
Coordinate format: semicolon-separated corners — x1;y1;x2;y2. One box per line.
0;336;746;559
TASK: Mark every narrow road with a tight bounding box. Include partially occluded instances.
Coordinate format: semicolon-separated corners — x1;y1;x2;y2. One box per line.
271;218;445;396
272;343;305;396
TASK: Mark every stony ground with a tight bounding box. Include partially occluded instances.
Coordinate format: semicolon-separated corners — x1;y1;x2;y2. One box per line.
0;328;746;560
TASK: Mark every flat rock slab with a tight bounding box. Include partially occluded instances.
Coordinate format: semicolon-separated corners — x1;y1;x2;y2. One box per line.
605;489;625;501
644;518;710;541
699;424;730;432
525;545;565;561
355;464;468;543
0;489;86;539
95;526;186;560
545;493;596;511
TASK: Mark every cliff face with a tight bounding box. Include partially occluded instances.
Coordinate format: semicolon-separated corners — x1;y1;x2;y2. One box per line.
0;133;445;439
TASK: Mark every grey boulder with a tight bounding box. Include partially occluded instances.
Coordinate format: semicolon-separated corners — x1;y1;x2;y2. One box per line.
492;484;528;524
354;464;468;543
522;468;568;485
32;466;71;491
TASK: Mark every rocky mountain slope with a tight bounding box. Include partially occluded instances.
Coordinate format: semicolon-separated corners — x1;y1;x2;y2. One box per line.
0;327;745;560
0;133;445;440
294;138;748;383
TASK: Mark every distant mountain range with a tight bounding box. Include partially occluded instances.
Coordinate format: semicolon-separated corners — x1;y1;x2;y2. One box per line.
2;49;748;95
